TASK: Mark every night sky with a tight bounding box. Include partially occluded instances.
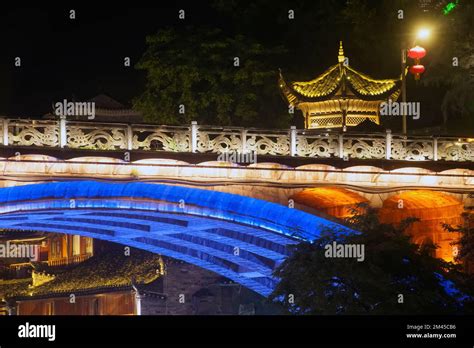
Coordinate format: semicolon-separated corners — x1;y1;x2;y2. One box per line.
0;3;447;129
0;4;209;116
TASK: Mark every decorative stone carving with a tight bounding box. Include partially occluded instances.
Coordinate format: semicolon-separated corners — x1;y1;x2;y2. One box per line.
343;138;386;159
9;124;59;147
296;135;338;157
133;129;190;152
246;135;289;155
197;132;241;153
67;126;127;150
391;139;433;161
438;141;474;162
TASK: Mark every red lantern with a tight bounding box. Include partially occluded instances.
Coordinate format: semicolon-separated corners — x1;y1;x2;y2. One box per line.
407;45;426;60
409;64;425;80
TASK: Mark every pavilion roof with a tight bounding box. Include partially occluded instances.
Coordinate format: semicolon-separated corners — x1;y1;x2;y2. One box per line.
279;42;402;105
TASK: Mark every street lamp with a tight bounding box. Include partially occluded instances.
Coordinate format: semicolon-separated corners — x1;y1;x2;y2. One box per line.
417;28;431;40
401;27;431;134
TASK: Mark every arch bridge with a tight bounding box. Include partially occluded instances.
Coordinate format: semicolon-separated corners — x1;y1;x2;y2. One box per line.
0;119;472;295
0;181;353;297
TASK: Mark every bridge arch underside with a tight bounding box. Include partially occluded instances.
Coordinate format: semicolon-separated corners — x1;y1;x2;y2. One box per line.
291;187;468;262
0;181;353;297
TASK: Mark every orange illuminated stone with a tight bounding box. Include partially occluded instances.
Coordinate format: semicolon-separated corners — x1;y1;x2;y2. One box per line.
379;190;463;262
291;187;368;219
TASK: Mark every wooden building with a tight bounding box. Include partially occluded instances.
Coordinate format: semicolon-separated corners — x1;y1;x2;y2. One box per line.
5;233;94;270
3;256;279;315
14;287;137;315
45;234;93;266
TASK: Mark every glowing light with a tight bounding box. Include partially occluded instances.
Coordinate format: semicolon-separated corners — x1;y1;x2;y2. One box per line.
416;28;430;40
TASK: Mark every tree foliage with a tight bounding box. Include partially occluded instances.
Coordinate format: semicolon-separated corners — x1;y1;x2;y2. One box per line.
421;0;474;131
444;212;474;268
133;27;287;127
270;206;474;314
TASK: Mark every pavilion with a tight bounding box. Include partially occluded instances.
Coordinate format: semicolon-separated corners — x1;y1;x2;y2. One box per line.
279;42;402;129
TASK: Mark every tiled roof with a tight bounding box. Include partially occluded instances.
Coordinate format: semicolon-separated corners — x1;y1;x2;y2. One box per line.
291;64;341;99
279;42;401;104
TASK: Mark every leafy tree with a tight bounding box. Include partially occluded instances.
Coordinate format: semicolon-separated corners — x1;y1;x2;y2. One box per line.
270;206;474;314
133;27;288;128
421;0;474;132
445;212;474;271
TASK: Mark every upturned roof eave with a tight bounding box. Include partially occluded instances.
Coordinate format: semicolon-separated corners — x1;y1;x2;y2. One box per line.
279;62;402;105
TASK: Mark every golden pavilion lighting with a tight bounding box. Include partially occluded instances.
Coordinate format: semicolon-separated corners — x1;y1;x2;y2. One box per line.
279;42;402;129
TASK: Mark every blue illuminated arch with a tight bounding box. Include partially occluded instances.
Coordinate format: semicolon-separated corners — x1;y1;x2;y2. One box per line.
0;181;353;296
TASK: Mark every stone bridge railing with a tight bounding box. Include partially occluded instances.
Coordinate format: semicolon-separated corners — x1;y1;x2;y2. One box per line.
0;118;473;162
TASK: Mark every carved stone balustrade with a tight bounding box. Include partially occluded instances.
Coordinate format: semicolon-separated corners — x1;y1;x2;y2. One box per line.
0;118;472;162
